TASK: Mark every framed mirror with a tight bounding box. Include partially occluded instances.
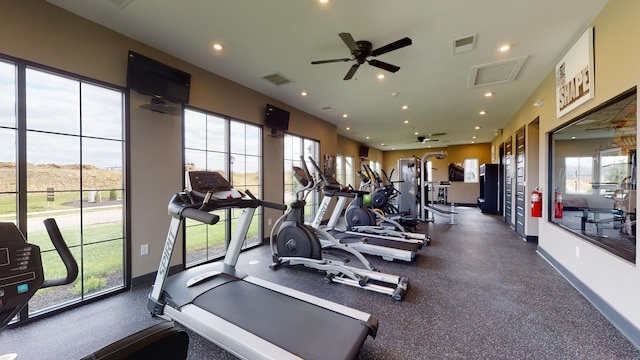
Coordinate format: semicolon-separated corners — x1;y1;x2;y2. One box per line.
550;89;636;263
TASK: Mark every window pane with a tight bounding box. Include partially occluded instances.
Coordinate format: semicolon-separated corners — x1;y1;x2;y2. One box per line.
245;125;260;156
0;60;16;128
83;137;123;169
0;129;16;192
27;132;80;191
185;109;207;150
464;158;479;183
230;121;245;154
26;68;80;135
206;114;226;152
82;239;124;296
30;246;81;313
185;149;207;170
81;83;123;140
0;193;16;221
207;152;227;175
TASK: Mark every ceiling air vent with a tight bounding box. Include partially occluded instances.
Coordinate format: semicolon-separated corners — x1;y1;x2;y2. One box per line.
261;72;293;86
108;0;133;9
468;56;528;88
453;34;477;55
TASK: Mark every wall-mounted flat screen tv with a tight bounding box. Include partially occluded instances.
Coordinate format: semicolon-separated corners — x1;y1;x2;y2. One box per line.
359;146;369;158
265;104;290;131
126;50;191;104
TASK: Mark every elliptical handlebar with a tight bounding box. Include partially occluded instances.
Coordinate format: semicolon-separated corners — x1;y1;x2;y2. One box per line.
42;218;79;288
307;156;351;193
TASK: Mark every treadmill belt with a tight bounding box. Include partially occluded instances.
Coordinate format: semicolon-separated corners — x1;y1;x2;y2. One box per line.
193;280;370;360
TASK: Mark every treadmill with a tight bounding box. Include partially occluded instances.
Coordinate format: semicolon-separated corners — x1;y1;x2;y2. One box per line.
148;171;378;360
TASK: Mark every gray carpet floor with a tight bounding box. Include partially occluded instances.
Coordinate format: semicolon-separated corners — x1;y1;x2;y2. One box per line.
2;206;639;359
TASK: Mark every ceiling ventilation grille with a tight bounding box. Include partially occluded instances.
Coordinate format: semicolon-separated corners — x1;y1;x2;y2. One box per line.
468;56;528;88
453;34;477;55
108;0;133;9
261;72;293;86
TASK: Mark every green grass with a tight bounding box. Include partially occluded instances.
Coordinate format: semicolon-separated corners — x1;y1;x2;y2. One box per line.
0;191;123;217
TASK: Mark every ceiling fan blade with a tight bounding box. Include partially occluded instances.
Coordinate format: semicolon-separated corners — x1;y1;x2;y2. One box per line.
344;63;360;80
339;32;360;52
368;59;400;73
311;58;352;65
371;37;412;57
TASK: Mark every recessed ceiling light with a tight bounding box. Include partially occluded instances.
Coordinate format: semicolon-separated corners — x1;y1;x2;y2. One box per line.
471;141;475;144
484;92;493;97
377;74;385;79
414;132;419;135
472;136;477;139
479;110;486;115
342;114;348;118
212;43;223;51
404;120;409;124
402;105;409;110
319;0;330;3
301;91;308;96
571;136;576;139
475;126;481;130
499;44;511;52
381;143;385;146
346;127;350;130
366;136;370;139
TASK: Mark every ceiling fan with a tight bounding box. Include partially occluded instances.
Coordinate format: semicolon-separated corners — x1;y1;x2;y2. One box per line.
311;32;412;80
416;132;446;143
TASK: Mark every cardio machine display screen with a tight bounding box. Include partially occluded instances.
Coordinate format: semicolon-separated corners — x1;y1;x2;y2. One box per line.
187;171;232;193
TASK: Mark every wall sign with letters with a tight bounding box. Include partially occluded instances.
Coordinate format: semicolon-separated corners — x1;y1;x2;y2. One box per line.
555;27;595;118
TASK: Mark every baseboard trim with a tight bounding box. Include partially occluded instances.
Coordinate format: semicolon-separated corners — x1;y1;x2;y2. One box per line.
132;264;182;288
537;247;640;351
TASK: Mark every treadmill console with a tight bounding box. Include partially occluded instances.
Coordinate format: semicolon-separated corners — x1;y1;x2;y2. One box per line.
0;223;45;329
186;171;242;200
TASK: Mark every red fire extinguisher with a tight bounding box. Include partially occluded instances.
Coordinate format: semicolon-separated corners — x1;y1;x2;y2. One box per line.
531;187;542;218
554;186;563;219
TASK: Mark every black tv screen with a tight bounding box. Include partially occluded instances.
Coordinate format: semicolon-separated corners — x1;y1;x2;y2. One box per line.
126;50;191;104
359;146;369;158
265;104;290;131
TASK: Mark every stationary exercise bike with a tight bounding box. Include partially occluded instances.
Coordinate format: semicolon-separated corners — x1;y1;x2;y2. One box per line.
270;158;409;300
0;220;188;360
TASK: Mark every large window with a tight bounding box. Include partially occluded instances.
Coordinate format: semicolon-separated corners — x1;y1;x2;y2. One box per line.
565;157;593;194
183;108;262;267
335;154;355;188
0;59;127;322
464;158;479;183
284;134;320;223
551;89;636;263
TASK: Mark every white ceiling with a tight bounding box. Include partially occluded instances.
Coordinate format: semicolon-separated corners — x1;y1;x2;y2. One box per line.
47;0;609;150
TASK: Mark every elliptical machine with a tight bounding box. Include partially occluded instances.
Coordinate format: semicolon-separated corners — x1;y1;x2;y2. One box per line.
270;157;409;301
307;157;428;245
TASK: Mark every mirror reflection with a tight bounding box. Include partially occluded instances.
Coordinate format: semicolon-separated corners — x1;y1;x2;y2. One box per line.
551;90;636;263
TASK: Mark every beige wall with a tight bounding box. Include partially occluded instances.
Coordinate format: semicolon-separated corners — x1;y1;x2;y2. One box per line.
1;1;340;279
492;0;640;335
